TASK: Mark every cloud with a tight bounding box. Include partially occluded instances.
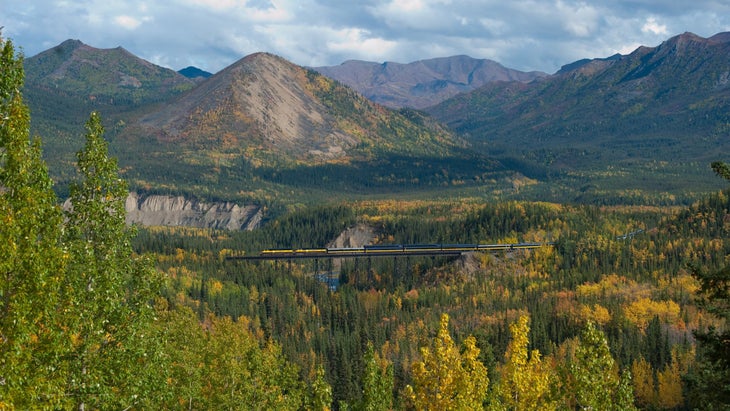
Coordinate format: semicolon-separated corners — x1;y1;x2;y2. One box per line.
555;1;601;37
2;0;730;73
642;17;668;35
114;15;145;30
326;28;398;60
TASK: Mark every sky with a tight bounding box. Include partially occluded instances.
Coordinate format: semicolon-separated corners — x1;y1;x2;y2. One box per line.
2;0;730;74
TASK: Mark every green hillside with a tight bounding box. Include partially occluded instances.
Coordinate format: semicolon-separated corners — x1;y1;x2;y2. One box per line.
427;32;730;204
23;40;196;194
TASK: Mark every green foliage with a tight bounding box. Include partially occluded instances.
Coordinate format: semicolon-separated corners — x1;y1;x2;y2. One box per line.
151;304;311;409
569;322;637;411
712;161;730;181
0;34;66;408
308;365;334;411
358;343;394;411
686;160;730;409
60;111;164;409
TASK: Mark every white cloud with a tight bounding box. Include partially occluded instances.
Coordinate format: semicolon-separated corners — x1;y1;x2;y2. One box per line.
642;17;668;35
182;0;241;11
326;28;397;59
114;15;144;30
556;0;600;37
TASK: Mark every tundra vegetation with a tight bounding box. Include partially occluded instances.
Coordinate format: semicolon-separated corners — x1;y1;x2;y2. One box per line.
2;35;730;409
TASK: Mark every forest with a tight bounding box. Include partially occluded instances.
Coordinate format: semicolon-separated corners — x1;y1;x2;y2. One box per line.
2;35;730;410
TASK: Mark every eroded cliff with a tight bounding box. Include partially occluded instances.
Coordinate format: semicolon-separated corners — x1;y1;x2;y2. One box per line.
124;192;262;230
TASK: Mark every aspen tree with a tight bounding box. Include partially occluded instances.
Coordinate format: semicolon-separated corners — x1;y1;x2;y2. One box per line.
62;112;162;409
405;313;489;410
496;315;555;410
0;34;66;409
570;322;637;411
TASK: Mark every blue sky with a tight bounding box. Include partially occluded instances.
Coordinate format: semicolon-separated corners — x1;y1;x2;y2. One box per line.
2;0;729;74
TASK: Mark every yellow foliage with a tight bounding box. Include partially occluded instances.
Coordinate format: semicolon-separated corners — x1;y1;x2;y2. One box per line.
498;315;556;410
207;279;223;296
623;298;681;331
579;304;611;326
657;359;683;409
631;357;656;408
405;314;489;410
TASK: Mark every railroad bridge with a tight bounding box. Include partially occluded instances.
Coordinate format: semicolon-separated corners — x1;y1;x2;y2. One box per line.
226;242;552;261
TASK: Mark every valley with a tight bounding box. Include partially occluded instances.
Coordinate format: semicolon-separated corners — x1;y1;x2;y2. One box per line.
3;30;730;409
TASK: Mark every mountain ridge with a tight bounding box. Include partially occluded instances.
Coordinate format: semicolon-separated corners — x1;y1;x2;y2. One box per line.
313;55;547;109
24;39;195;106
20;32;730;205
425;31;730;199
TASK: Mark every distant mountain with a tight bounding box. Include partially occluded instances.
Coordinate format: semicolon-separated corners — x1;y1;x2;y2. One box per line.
23;39;198;187
426;32;730;198
178;66;212;80
22;42;485;201
313;55;547;109
23;33;730;205
24;39;195;107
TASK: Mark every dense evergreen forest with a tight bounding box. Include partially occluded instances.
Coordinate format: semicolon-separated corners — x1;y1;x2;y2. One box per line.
2;35;730;409
133;191;730;409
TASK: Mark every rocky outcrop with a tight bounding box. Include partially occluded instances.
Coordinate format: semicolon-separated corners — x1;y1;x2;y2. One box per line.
124;192;262;230
327;224;376;248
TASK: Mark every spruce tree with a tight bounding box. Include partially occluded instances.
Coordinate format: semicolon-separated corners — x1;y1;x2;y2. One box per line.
686;161;730;409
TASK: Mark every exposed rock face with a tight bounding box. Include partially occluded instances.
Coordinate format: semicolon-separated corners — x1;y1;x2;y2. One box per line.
124;192;262;230
328;224;376;248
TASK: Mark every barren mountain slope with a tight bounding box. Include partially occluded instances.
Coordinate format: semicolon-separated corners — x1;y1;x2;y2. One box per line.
137;52;356;160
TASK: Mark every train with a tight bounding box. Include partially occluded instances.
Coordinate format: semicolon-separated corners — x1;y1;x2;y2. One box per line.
258;242;549;257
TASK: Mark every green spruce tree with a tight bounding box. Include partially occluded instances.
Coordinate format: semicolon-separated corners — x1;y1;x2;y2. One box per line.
685;161;730;409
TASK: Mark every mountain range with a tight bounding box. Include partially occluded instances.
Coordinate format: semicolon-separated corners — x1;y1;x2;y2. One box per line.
312;55;547;109
21;31;730;206
425;32;730;202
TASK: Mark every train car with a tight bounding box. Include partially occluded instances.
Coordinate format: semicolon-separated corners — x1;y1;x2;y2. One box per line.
404;244;442;251
441;244;479;251
364;244;405;253
510;242;543;249
293;248;328;254
260;248;328;256
260;248;296;255
327;247;365;254
477;244;512;251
